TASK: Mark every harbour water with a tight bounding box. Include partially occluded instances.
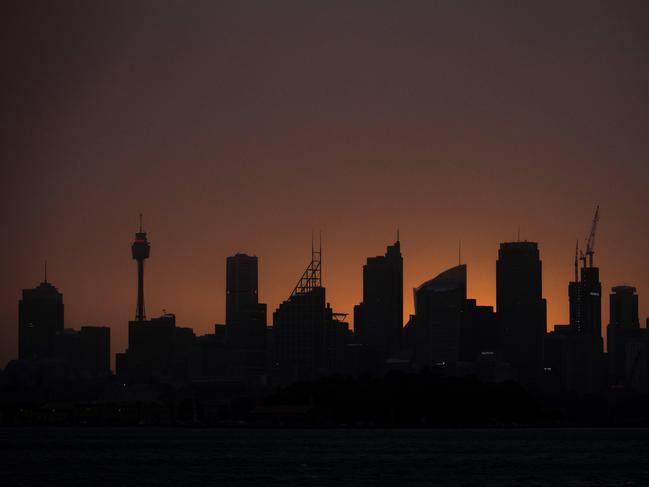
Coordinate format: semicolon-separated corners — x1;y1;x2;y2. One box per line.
1;427;648;486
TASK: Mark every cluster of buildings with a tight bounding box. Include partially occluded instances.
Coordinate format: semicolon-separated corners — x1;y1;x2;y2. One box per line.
16;277;110;383
7;209;649;395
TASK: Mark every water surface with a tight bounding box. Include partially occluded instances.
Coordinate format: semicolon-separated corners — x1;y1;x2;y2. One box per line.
1;428;647;486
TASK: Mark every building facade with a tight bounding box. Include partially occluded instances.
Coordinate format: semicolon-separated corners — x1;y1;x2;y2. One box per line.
225;253;268;379
496;242;547;382
354;238;403;369
18;280;64;361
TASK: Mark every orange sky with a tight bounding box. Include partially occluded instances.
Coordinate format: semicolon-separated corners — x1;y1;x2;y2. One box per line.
1;1;648;368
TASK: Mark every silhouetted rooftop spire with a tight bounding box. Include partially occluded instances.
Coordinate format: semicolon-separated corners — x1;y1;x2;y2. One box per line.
44;260;48;283
574;239;579;282
290;232;322;297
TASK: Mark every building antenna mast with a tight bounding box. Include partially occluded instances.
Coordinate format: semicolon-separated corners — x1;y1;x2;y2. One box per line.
290;231;322;297
574;239;579;282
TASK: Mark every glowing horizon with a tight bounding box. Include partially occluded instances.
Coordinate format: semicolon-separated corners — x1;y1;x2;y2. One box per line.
2;2;648;367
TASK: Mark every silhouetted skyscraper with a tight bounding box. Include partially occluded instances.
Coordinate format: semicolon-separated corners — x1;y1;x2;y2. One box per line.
545;208;604;392
569;250;602;337
460;299;498;363
410;264;467;367
609;286;640;330
607;285;645;388
226;254;266;328
18;275;64;361
225;253;267;379
131;214;150;322
272;240;351;384
354;237;403;367
545;241;604;394
497;241;547;381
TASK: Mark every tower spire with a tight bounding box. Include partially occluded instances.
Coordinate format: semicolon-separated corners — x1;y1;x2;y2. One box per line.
44;260;48;283
574;239;579;282
459;240;462;266
132;214;151;322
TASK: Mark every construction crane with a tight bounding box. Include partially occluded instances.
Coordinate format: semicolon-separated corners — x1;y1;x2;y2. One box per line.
579;205;600;268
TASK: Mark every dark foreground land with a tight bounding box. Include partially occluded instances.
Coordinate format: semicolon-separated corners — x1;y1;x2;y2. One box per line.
4;372;649;427
1;427;648;486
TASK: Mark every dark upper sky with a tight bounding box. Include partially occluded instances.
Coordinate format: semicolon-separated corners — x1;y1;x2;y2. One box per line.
1;1;648;367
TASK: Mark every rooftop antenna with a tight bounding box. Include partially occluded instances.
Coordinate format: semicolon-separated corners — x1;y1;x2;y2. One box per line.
319;230;323;286
139;213;143;232
290;231;322;297
44;260;48;283
574;239;579;282
517;225;521;242
458;240;462;266
397;228;400;242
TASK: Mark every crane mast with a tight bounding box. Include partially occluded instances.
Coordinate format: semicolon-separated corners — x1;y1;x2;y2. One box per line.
579;205;600;269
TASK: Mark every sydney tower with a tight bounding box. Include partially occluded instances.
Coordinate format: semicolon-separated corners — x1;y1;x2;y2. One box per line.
131;214;150;322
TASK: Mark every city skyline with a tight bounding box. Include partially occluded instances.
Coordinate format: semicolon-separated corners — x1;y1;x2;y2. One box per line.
2;2;648;369
2;212;647;369
3;3;649;483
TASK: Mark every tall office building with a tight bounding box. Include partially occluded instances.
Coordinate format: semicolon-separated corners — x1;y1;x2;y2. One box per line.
225;253;267;379
405;264;498;369
460;299;498;363
609;286;639;329
546;243;605;393
546;208;604;392
18;276;64;361
496;242;547;381
272;241;351;384
226;254;267;333
409;265;467;367
569;256;602;337
354;237;403;367
606;286;646;388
